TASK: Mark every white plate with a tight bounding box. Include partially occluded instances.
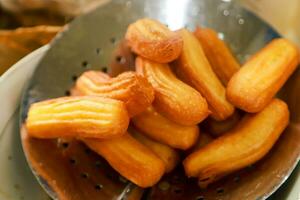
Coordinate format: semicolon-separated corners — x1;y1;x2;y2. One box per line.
0;45;298;200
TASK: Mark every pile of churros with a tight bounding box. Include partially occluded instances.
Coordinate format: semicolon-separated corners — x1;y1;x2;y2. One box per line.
25;18;299;188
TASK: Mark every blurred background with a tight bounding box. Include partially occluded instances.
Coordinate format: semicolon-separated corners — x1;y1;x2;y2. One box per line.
0;1;299;199
0;0;299;75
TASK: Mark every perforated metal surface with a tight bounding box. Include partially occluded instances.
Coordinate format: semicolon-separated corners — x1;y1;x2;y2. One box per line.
19;0;300;199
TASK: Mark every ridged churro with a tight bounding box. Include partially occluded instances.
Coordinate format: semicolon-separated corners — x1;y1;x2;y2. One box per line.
26;96;129;139
126;18;183;63
227;38;299;112
72;71;154;116
132;106;199;150
183;99;289;187
194;27;240;85
83;133;165;188
175;29;234;121
136;56;209;125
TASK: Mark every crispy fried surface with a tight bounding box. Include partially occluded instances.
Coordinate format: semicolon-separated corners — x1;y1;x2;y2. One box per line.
125;18;183;63
130;128;180;173
132;106;199;150
183;99;289;187
175;29;234;121
83;133;165;188
136;56;209;125
194;27;240;86
26;96;129;139
72;71;154;117
227;38;300;113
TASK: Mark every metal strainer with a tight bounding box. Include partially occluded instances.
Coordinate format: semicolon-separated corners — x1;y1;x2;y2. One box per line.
19;0;300;199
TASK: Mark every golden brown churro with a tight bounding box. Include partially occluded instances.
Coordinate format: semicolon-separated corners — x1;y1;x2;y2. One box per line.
26;96;129;139
227;38;299;112
194;27;240;85
183;99;289;187
175;29;234;121
132;106;199;150
72;71;154;116
126;18;183;63
136;56;209;125
83;133;165;188
130;128;180;173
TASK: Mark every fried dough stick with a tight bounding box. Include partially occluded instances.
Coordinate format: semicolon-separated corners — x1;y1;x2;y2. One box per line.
183;99;289;187
83;133;165;188
132;106;199;150
136;56;209;125
26;96;129;139
175;29;234;121
130;128;180;173
72;71;154;117
194;27;240;86
227;38;299;112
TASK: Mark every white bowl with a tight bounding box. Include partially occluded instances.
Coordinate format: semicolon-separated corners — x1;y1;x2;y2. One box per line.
0;46;49;200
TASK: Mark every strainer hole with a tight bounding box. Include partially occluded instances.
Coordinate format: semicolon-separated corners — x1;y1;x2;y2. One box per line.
62;142;69;148
72;75;78;82
96;48;102;55
65;90;71;96
196;196;205;200
234;176;240;182
216;187;224;194
95;184;103;190
173;188;183;195
101;66;108;73
110;37;116;44
95;160;102;168
81;173;89;179
69;158;77;165
116;56;126;64
84;148;91;155
82;61;88;68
